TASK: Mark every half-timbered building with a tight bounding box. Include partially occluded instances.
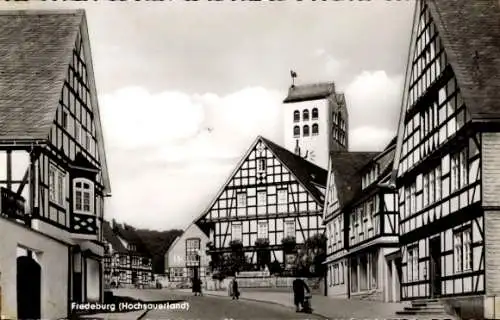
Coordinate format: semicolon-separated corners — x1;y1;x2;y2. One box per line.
102;220;153;288
391;0;500;318
196;136;327;273
165;222;210;286
0;9;111;320
323;151;377;299
345;139;401;302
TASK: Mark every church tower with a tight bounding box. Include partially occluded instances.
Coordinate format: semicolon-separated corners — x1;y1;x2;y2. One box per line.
283;80;349;169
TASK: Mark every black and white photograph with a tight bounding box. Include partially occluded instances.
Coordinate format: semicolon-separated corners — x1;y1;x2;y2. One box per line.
0;0;499;319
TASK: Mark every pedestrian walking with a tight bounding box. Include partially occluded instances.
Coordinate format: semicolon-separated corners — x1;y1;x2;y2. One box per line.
229;276;240;300
292;277;310;312
192;277;201;296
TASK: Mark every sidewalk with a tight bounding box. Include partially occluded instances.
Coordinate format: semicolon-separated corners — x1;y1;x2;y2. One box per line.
176;288;409;319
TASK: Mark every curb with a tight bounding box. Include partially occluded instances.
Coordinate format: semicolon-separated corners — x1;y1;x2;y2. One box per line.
136;308;150;320
204;292;327;319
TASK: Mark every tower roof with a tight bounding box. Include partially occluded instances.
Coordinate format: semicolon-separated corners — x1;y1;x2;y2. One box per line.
283;82;335;103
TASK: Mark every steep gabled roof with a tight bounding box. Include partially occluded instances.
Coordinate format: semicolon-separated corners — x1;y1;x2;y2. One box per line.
428;0;500;120
283;82;336;103
0;10;83;140
392;0;500;184
261;137;327;202
102;221;127;254
330;151;378;208
0;10;111;195
115;224;151;257
195;136;328;224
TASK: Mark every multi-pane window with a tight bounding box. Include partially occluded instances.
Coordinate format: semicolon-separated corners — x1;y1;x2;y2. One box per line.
293;110;300;122
408;247;419;281
284;220;295;238
312;108;318;120
293;126;300;137
257;221;268;239
303;109;309;121
312;124;319;135
327;180;337;204
62;111;68;129
277;189;287;213
236;192;247;208
257;158;266;173
303;125;310;137
49;165;65;206
231;223;242;241
74;178;94;214
454;228;472;272
186;238;201;265
451;150;467;192
257;191;266;206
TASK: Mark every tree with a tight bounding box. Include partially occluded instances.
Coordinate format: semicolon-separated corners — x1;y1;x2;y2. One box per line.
295;233;327;277
229;240;245;274
269;260;282;275
281;236;297;254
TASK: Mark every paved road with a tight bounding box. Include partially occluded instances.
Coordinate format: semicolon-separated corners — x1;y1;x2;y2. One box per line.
140;291;326;320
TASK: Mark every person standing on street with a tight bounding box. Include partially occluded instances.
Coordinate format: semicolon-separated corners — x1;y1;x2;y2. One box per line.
292;277;310;312
230;276;240;300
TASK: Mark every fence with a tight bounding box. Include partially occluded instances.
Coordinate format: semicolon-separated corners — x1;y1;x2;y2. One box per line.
205;276;322;292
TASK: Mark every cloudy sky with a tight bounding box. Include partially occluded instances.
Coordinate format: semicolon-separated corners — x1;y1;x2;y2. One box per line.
5;1;414;231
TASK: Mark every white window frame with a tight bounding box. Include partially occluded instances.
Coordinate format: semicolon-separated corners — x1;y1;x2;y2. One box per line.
257;221;268;239
257;191;267;206
73;178;95;214
236;192;247;208
49;164;65;207
257;158;266;173
231;223;242;241
284;219;295;238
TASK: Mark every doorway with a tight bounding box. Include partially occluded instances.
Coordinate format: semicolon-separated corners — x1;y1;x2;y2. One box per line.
429;236;441;298
17;255;41;319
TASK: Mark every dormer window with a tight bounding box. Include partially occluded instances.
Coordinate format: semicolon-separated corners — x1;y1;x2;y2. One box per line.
73;178;94;214
293;110;300;122
303;109;309;121
312;108;318;120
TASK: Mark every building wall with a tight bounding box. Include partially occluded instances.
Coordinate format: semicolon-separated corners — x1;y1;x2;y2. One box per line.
166;223;210;282
326;258;348;298
0;217;69;320
483;132;500;312
283;99;330;169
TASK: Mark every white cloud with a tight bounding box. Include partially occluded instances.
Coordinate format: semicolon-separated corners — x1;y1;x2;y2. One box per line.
350;126;395;151
100;86;284;230
101;72;403;230
343;70;403;150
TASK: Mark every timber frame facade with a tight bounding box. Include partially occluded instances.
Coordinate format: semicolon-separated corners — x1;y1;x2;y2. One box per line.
391;0;500;318
0;10;111;319
102;221;153;288
195;136;327;273
323;145;399;301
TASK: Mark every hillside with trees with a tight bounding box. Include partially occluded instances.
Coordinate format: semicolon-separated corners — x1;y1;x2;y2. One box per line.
126;225;183;274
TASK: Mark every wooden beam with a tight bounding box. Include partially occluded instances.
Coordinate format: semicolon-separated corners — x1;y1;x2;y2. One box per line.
6;150;11;190
16;168;30;196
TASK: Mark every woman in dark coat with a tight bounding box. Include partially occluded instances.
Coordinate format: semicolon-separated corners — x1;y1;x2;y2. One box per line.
192;278;201;296
231;277;240;300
